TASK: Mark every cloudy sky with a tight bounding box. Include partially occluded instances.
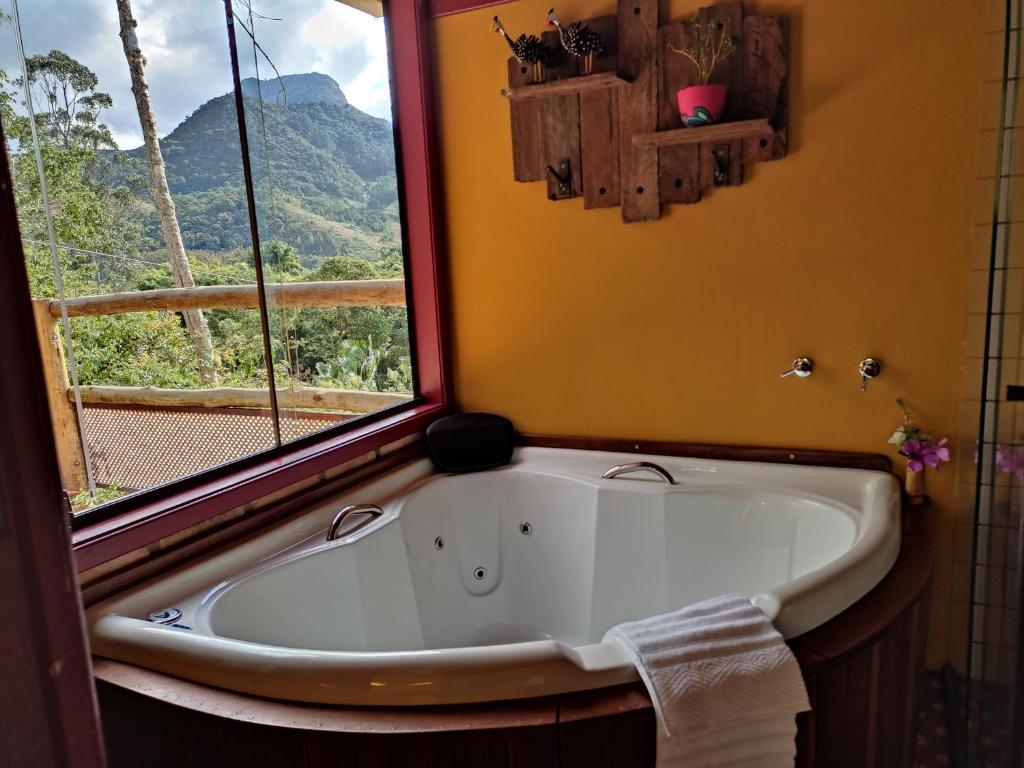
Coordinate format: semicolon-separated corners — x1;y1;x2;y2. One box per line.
1;0;392;148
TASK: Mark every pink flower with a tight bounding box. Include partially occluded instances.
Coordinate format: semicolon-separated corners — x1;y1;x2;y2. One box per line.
996;444;1024;478
899;437;950;473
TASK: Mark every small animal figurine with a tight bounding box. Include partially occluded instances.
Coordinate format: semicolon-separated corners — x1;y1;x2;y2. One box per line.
545;9;606;74
491;16;554;82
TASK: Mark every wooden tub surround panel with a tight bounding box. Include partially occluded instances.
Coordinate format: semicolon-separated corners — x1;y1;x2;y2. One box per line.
94;439;929;768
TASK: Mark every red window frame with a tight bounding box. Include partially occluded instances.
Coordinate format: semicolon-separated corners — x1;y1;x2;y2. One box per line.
65;0;452;571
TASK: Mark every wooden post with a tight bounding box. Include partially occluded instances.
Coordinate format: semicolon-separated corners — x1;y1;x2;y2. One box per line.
32;300;88;494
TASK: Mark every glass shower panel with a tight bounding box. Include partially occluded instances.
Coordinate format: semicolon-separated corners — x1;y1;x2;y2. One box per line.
958;1;1024;764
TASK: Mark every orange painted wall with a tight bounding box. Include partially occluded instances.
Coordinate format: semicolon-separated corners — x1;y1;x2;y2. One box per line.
431;0;985;666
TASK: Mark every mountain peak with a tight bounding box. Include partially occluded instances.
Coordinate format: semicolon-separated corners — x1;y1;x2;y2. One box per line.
239;72;348;107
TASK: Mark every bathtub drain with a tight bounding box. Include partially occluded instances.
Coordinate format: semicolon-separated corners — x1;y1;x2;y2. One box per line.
473;566;487;580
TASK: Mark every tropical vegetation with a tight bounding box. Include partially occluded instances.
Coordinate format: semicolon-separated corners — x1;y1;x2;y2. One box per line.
1;53;411;396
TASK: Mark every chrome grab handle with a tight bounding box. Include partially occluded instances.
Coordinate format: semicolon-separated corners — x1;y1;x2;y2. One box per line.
327;504;383;542
601;462;676;485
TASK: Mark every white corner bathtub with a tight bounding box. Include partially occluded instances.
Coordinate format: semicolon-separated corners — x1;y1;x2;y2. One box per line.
87;447;901;706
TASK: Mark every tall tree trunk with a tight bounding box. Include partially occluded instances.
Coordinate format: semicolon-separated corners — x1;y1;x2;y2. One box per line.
115;0;216;384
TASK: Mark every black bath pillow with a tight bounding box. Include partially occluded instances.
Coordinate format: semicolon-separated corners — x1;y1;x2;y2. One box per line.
426;413;516;473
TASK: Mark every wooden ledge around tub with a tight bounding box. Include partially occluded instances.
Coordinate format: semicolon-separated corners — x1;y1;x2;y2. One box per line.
94;506;933;768
518;433;893;473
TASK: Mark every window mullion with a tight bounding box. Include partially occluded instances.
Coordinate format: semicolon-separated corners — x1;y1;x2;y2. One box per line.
222;0;282;447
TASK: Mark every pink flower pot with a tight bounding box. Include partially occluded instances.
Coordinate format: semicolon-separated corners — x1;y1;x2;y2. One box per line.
677;84;727;126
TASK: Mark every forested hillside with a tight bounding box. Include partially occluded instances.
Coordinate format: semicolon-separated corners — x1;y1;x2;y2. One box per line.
111;73;399;260
4;55;410;403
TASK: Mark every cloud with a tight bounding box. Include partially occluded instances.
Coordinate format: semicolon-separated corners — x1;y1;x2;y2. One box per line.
1;0;392;149
298;2;391;117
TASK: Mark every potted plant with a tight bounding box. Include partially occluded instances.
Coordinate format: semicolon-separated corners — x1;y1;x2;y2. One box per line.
888;399;950;504
668;14;737;126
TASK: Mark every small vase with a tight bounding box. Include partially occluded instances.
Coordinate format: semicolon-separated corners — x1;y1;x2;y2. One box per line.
677;84;727;126
905;467;925;505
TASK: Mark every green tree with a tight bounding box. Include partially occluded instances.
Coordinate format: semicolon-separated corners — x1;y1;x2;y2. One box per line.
250;238;302;276
287;255;410;391
374;246;404;278
21;49;115;153
117;0;217;384
0;56;195;387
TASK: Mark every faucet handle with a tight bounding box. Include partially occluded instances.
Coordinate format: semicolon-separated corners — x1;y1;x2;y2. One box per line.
780;357;814;379
858;358;882;391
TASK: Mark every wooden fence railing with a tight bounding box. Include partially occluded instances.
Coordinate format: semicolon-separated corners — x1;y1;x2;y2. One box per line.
32;280;409;494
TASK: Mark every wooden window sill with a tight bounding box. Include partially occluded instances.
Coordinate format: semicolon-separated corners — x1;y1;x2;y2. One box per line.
72;402;446;572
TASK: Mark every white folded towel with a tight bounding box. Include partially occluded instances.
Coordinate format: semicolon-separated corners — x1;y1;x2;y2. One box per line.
603;594;810;768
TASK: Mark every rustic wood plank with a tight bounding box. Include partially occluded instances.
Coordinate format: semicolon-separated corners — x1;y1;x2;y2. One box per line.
508;57;544;181
634;118;772;147
794;674;818;768
841;645;876;767
542;96;581;199
875;612;910;767
559;684;656;767
657;21;700;203
698;2;744;188
540;29;582;200
815;663;850;767
618;0;660;222
903;599;928;768
32;301;87;493
503;72;628;101
741;15;788;162
579;16;621;208
99;677;560;768
581;90;621;208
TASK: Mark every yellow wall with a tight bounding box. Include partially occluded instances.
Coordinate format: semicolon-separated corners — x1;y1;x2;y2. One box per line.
431;0;984;666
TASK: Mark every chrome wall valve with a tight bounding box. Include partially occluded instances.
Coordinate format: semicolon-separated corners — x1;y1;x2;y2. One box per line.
858;358;882;391
780;358;814;379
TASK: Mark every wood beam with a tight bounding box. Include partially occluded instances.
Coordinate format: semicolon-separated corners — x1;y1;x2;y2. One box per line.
48;280;406;318
74;385;411;414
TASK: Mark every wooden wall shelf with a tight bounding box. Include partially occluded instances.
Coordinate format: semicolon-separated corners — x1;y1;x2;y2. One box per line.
500;1;789;221
632;118;773;148
502;72;631;101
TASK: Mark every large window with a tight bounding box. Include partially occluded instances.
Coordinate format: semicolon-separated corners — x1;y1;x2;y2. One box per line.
0;0;439;533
